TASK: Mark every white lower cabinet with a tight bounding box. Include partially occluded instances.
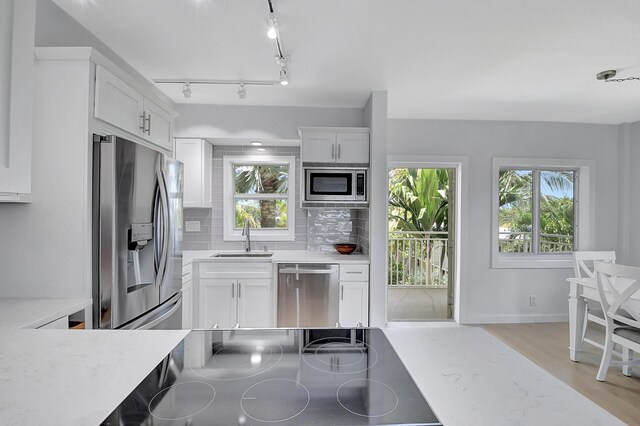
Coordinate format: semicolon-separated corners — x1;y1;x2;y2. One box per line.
338;263;369;327
201;279;237;329
181;281;192;329
200;278;272;329
339;281;369;327
198;261;273;329
236;279;272;328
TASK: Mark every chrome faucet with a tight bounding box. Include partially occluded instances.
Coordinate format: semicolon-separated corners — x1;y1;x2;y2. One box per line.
242;219;251;252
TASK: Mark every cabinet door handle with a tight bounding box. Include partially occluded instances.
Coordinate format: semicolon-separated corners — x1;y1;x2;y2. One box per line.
145;113;151;135
337;144;341;159
331;144;335;160
238;282;242;298
340;285;344;301
231;282;235;298
139;113;146;131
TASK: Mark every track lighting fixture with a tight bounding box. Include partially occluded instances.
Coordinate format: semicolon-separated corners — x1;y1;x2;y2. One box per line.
182;82;192;98
153;0;292;98
237;83;247;99
279;67;289;86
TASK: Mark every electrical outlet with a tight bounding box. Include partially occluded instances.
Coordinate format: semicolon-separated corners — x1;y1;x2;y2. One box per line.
185;221;201;232
529;295;537;306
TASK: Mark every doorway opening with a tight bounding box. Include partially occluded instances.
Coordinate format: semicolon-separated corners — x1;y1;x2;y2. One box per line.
387;167;456;321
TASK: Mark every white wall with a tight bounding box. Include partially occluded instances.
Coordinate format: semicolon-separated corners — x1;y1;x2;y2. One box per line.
35;0;175;108
621;121;640;266
175;104;365;140
387;119;620;323
364;92;389;327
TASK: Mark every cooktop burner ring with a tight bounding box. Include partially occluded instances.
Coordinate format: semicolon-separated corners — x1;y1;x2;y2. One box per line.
240;378;311;423
336;378;399;418
147;381;216;421
302;337;378;374
189;342;284;381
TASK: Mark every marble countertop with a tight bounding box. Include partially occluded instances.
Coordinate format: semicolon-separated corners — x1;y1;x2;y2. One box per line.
383;324;623;426
183;249;370;265
0;329;188;426
0;324;623;425
0;297;92;330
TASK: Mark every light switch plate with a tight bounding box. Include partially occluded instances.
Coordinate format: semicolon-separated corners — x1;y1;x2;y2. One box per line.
185;221;201;232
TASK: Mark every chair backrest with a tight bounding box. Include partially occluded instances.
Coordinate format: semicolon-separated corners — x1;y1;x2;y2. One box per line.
573;251;616;279
594;261;640;329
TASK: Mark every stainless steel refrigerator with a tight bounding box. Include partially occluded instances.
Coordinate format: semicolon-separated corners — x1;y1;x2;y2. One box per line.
92;135;183;329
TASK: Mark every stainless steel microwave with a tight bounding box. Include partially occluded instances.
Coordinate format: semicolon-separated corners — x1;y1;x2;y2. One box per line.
304;168;367;203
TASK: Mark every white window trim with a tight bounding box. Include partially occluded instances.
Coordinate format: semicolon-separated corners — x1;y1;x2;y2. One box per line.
223;155;296;242
491;157;592;269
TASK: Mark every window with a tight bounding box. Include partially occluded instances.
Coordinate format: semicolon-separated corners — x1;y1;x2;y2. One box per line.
492;158;591;268
223;155;296;241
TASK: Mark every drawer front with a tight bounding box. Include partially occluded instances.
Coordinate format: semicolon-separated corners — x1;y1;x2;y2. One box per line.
339;264;369;281
199;261;273;279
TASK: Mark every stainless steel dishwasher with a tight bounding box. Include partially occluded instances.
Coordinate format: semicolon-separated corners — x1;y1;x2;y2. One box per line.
277;263;339;327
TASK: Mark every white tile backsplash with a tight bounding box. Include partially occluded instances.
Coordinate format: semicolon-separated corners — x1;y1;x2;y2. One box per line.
183;145;369;253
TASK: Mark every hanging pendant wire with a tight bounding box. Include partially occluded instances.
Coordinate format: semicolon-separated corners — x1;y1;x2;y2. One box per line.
596;69;640;83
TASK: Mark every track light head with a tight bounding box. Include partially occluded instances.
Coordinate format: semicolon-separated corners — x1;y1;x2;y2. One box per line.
237;83;247;99
279;68;289;86
182;82;192;98
267;13;278;39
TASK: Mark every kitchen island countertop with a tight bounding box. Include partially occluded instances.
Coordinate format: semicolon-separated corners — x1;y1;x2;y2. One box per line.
0;325;624;425
0;328;188;426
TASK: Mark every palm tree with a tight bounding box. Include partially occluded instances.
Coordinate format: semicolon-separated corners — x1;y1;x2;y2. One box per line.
234;165;288;228
498;169;574;252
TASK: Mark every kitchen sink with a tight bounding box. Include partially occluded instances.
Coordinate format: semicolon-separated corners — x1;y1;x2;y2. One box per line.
210;252;274;258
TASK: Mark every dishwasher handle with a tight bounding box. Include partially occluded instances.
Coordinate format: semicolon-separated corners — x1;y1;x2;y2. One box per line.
279;268;335;275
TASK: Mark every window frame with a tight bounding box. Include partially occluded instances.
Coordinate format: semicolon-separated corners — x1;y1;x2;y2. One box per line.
491;157;592;269
223;155;296;242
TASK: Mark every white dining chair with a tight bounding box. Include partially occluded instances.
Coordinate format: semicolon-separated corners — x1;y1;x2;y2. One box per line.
594;261;640;381
572;251;616;350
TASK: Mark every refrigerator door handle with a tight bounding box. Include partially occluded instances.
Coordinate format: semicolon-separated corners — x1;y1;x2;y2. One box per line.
155;165;170;289
126;294;181;330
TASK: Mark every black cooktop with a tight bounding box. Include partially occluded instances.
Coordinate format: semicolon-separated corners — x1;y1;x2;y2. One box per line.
102;328;442;425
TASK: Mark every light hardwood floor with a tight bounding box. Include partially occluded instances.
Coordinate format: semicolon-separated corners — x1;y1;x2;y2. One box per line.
484;322;640;425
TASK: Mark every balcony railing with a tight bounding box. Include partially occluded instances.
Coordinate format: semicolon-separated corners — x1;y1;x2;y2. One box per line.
498;231;573;253
388;231;448;288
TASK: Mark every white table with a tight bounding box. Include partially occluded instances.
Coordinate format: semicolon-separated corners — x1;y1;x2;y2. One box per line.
567;276;640;361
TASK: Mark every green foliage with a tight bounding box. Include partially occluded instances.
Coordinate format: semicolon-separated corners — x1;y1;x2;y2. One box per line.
388;168;450;287
388;168;449;234
233;164;288;229
498;169;574;252
234;165;288;194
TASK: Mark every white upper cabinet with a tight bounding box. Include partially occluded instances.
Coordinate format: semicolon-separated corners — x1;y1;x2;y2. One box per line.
300;127;369;166
94;66;144;137
0;0;36;202
175;139;213;208
301;132;336;164
143;98;173;151
94;65;174;151
336;132;369;164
